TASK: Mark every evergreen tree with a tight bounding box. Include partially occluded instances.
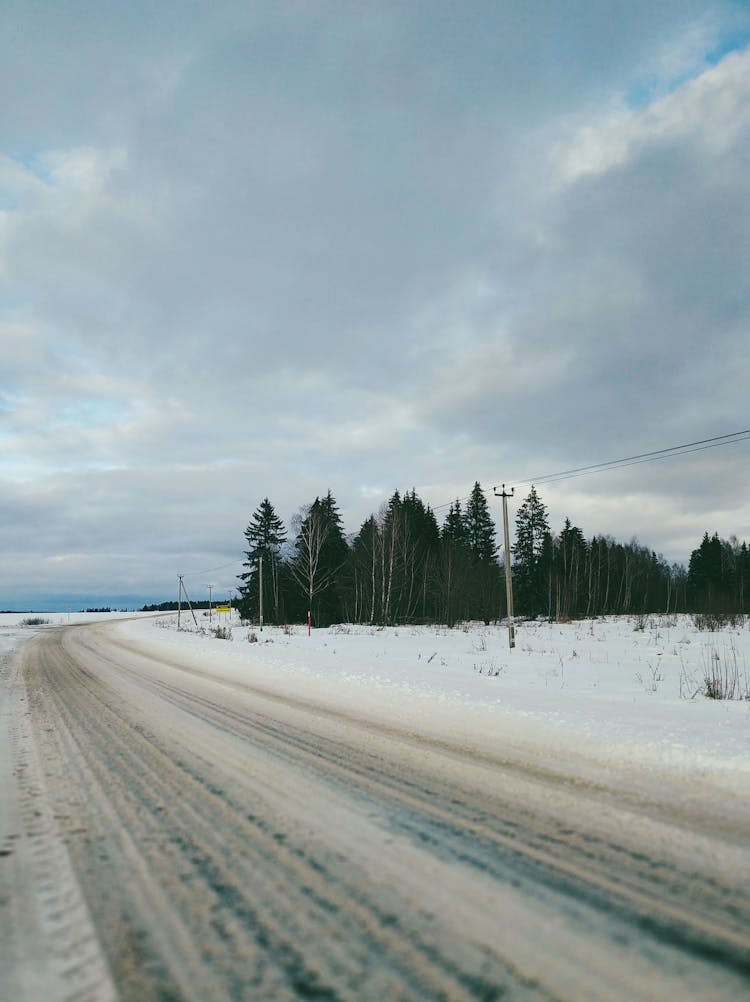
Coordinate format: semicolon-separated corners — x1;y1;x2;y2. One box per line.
317;490;350;624
687;532;734;613
538;529;556;619
460;482;500;623
738;542;750;613
349;514;382;624
399;490;440;622
346;490;441;626
439;499;471;625
290;491;349;626
238;498;286;623
442;500;468;546
463;482;497;560
513;486;550;617
556;518;588;620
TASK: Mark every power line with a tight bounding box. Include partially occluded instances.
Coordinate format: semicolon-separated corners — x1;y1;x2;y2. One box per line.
521;436;750;487
431;427;750;513
177;429;750;573
512;429;750;489
180;558;243;579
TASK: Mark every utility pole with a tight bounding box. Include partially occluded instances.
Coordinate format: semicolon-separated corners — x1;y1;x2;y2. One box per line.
494;485;515;650
179;577;199;629
259;554;264;632
207;583;213;625
178;575;183;630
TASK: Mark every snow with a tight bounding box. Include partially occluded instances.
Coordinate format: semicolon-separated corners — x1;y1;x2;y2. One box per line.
1;609;748;997
0;610;153;659
117;613;750;787
2;609;747;787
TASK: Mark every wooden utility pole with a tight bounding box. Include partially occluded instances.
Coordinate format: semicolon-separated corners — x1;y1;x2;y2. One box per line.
179;577;199;629
494;485;516;650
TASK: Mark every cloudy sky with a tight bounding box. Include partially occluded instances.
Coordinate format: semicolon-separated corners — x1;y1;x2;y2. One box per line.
2;1;749;609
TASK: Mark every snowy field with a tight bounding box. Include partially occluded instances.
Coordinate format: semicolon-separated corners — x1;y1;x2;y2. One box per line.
3;610;748;784
114;613;750;787
0;611;150;660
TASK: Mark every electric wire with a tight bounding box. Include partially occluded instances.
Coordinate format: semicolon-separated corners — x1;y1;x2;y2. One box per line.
178;428;750;577
179;558;244;580
512;429;750;488
430;427;750;511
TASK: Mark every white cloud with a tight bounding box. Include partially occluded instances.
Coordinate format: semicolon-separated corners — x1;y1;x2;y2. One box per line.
1;3;749;603
554;46;750;185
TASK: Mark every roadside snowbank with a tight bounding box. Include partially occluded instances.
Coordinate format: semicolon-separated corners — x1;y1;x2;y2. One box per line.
119;614;750;783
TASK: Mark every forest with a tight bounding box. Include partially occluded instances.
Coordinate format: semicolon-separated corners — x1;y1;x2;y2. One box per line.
233;485;750;627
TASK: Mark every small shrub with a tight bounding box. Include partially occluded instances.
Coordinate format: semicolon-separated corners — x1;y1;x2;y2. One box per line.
248;631;258;644
282;624;294;636
474;658;505;677
700;641;750;699
632;612;649;632
20;617;50;627
679;664;701;700
692;611;745;632
635;663;664;693
212;625;232;641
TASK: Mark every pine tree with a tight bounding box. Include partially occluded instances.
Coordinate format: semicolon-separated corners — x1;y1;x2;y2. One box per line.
238;498;287;623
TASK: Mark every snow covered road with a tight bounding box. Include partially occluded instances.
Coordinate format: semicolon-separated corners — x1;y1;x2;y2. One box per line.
3;619;750;1000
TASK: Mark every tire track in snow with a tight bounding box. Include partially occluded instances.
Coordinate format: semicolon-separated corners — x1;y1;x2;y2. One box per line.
88;626;750;973
14;622;750;1001
22;630;521;1001
1;650;116;1002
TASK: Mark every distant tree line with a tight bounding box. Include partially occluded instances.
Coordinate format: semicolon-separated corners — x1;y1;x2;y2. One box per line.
142;600;216;612
231;485;749;626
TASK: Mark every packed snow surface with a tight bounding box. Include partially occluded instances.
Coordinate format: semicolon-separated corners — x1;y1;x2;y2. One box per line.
2;611;749;1000
113;613;750;784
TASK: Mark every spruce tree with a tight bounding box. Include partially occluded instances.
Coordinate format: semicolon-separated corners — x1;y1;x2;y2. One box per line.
442;500;468;547
687;532;734;613
557;518;587;620
513;486;550;617
238;498;287;623
291;491;349;626
351;514;382;624
439;499;471;625
460;482;500;623
463;482;497;560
